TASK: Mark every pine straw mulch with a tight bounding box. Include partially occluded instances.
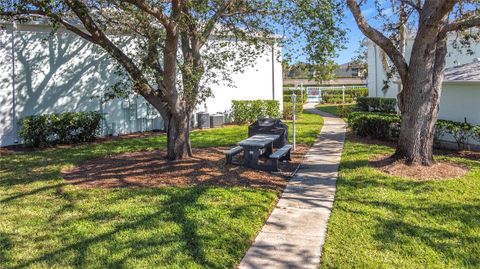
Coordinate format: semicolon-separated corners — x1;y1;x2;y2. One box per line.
369;154;469;180
62;145;309;191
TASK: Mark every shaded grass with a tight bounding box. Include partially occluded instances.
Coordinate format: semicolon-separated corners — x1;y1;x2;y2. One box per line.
320;138;480;268
0;112;323;268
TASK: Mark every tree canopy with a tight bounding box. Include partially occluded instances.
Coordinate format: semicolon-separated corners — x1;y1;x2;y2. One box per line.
1;0;346;159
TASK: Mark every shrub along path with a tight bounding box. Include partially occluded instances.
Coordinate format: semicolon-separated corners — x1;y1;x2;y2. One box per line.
239;103;346;269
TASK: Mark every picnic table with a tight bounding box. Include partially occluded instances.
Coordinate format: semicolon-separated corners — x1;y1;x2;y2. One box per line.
238;134;280;169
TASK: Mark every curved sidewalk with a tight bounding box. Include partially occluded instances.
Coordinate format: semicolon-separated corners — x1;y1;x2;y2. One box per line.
239;104;346;269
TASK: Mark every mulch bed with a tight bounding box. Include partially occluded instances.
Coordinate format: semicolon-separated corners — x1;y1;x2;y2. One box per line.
62;145;309;191
370;154;469;180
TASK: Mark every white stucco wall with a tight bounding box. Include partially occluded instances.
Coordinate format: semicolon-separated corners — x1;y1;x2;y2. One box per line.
0;25;15;147
203;44;283;114
439;83;480;125
0;23;283;147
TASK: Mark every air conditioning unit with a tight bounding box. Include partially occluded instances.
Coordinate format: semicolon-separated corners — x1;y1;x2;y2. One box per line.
210;114;224;128
197;112;210;129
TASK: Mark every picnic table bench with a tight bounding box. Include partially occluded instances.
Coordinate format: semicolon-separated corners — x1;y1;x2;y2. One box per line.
225;134;292;171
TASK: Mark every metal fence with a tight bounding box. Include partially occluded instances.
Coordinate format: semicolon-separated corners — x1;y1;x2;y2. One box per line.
284;85;367;103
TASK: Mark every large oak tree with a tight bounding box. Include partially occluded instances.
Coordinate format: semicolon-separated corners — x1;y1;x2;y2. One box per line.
1;0;344;160
347;0;480;165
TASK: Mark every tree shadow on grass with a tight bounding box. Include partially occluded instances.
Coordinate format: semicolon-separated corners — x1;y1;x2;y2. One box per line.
332;145;480;267
1;145;286;268
6;185;269;269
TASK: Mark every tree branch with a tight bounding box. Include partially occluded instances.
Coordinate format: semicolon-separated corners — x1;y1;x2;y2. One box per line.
65;0;156;96
400;0;421;12
122;0;171;28
199;0;236;47
0;9;96;43
347;0;408;82
441;15;480;34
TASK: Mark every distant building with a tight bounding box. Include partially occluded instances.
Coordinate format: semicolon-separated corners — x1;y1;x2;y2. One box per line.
335;61;366;78
283;61;366;87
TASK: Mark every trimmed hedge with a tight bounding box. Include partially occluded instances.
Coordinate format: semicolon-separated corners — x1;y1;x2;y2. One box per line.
321;88;368;104
356;97;397;113
231;100;280;124
18;111;103;147
283;89;308;104
347;112;401;139
349;112;479;149
283;101;304;120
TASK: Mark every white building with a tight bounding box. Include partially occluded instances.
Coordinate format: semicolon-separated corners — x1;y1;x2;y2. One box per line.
367;37;480;126
0;22;283;147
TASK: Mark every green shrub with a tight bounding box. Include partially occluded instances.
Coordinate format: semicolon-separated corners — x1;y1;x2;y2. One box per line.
347;112;401;139
356;97;397;113
231;100;280;124
18;115;52;147
321;88;368;104
322;96;354;104
283;101;304;120
442;120;473;149
472;126;480;142
337;105;354;118
18;111;103;147
434;120;450;147
348;111;480;148
283;89;307;103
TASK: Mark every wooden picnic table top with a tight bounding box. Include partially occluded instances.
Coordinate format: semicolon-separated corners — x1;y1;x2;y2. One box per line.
238;134;280;148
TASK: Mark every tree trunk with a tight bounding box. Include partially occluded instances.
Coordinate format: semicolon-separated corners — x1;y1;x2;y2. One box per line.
394;82;441;165
166;112;192;160
394;36;447;166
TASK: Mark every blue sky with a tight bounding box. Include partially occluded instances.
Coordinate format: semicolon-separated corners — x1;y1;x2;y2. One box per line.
335;14;364;64
281;2;396;65
294;2;393;65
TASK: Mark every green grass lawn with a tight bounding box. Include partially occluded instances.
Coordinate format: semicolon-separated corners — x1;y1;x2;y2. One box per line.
320;138;480;268
0;112;323;269
315;104;356;117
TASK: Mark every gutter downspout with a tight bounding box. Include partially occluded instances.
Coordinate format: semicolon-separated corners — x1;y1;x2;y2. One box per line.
11;22;18;143
374;44;379;97
271;44;275;100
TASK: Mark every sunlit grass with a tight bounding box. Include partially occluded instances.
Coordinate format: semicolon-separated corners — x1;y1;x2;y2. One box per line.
0;112;323;268
320;139;480;268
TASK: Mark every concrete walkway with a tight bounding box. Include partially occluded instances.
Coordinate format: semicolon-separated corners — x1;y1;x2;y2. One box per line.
238;103;346;269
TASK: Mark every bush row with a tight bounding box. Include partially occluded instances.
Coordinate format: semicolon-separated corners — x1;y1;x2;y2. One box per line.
356;97;397;113
18;111;103;147
283;89;308;104
347;112;401;139
348;112;480;149
231;100;280;124
322;96;354;104
283;101;304;120
321;88;368;104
